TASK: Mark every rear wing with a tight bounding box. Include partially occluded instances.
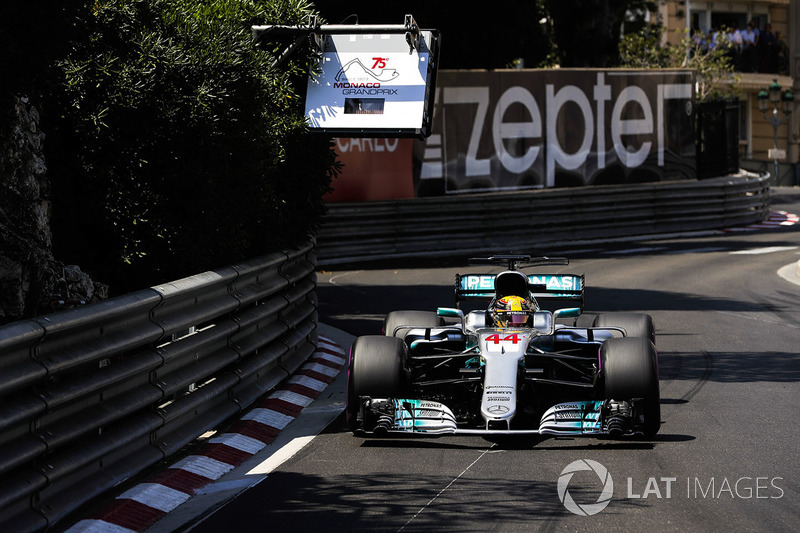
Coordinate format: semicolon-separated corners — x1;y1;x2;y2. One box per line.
455;273;584;311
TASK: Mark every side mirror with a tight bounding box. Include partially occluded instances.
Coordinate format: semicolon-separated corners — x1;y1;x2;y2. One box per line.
437;307;464;319
553;307;581;320
532;311;554;335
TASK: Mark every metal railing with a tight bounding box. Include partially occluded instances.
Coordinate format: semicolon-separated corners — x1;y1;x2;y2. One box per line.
0;243;318;532
316;174;771;265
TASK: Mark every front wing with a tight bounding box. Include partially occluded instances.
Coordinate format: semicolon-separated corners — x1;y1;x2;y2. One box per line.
354;398;641;437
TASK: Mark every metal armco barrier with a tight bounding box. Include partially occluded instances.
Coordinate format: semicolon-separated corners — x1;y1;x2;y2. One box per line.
316;174;770;265
0;243;318;532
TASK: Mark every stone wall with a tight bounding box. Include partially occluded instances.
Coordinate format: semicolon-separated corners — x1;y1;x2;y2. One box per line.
0;95;107;324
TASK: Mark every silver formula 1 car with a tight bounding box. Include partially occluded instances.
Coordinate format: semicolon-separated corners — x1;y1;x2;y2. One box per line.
346;255;660;439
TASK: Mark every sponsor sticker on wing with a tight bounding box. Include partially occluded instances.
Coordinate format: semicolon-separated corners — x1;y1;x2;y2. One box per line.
540;401;603;434
392;399;458;433
458;274;582;296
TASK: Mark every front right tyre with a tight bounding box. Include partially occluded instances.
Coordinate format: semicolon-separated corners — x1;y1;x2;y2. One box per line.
346;335;408;432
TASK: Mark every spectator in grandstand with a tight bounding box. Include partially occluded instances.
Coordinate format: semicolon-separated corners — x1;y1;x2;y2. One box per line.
727;22;743;69
758;23;775;73
741;21;758;72
775;31;789;75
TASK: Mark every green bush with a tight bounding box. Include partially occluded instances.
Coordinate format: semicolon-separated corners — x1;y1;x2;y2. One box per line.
48;0;337;292
619;25;740;102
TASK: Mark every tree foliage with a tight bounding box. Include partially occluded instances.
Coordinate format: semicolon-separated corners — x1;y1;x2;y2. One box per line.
545;0;657;67
4;0;717;298
312;0;555;69
619;24;740;101
313;0;662;69
46;0;338;292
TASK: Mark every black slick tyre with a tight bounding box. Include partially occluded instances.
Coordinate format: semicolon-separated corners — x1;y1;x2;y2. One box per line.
600;336;661;438
346;335;408;432
593;312;656;346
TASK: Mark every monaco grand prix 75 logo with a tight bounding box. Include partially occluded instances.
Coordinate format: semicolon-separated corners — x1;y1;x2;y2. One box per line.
334;58;399;85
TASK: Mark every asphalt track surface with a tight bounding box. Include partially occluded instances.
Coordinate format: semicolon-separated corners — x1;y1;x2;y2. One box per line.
151;189;800;532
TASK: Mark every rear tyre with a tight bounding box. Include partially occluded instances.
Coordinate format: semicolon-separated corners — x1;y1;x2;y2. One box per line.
346;335;408;432
593;312;655;346
383;310;441;338
600;337;661;438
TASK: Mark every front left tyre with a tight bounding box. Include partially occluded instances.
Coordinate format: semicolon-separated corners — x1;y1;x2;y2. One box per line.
599;336;661;438
593;312;656;346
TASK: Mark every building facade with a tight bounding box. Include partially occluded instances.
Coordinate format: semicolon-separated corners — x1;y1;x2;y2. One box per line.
659;0;798;183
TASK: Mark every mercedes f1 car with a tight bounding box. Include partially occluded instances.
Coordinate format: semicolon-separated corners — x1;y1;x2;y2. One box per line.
346;255;660;439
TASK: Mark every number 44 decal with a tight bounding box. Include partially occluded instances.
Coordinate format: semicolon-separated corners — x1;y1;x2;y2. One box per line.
485;333;521;345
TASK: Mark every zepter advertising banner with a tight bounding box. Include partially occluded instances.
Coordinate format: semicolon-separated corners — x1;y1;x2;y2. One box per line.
305;30;438;138
415;69;697;195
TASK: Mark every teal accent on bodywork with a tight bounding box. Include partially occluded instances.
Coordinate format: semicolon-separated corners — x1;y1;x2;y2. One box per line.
392;399;458;432
553;307;581;319
539;400;605;433
465;356;483;368
437;307;464;319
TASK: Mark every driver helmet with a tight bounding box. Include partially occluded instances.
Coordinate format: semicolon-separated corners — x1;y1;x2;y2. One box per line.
492;295;533;327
